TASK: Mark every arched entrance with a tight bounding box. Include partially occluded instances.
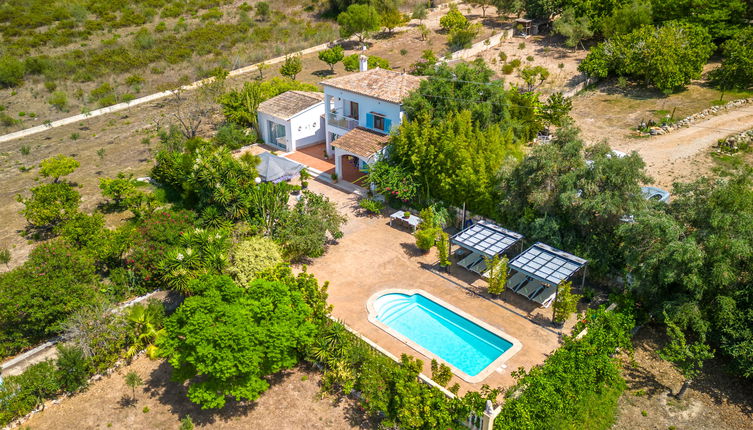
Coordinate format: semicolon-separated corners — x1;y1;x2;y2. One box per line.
339;153;368;184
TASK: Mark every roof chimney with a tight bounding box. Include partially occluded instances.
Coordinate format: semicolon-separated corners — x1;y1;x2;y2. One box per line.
359;54;368;72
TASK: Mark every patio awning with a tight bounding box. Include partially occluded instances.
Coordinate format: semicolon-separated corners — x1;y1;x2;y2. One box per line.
257;152;303;183
450;220;524;259
508;242;587;286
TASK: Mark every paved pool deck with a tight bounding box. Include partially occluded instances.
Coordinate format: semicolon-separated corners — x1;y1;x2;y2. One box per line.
303;179;575;394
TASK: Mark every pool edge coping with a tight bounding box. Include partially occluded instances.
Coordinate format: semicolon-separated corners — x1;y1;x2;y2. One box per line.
366;288;523;384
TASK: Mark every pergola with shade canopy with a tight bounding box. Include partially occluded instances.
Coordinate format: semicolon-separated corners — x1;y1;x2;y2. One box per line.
450;220;524;276
506;242;587;308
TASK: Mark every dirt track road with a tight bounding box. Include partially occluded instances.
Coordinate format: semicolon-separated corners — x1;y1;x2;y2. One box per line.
573;87;753;189
612;108;753;188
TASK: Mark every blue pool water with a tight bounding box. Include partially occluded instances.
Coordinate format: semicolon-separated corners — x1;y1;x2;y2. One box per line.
373;293;512;377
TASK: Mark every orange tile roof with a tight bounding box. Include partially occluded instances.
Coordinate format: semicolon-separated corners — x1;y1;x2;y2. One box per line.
257;90;324;120
320;68;424;104
332;127;390;159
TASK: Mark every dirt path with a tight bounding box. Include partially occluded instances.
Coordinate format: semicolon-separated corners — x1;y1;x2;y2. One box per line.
571;83;753;189
612;109;753;188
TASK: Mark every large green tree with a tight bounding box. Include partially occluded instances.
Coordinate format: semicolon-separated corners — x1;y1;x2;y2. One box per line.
580;21;715;93
651;0;746;41
499;125;650;277
390;110;522;215
337;3;381;44
158;275;318;409
710;27;753;98
0;240;98;356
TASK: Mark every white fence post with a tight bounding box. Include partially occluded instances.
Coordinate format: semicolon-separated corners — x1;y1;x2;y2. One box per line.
481;400;502;430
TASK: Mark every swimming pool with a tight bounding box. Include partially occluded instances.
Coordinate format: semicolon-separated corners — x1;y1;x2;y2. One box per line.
368;290;521;382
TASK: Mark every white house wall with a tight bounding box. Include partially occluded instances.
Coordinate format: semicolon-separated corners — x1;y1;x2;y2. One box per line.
323;88;403;135
289;103;325;150
256;101;324;152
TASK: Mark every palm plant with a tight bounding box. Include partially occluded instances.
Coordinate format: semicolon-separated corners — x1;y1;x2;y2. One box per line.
125;303;165;359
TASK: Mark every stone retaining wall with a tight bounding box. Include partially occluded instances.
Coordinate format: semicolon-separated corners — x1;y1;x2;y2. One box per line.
715;128;753;153
644;97;753;136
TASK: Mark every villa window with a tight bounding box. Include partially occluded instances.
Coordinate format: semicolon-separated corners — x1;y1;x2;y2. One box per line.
367;112;390;132
373;114;385;131
348;101;359;120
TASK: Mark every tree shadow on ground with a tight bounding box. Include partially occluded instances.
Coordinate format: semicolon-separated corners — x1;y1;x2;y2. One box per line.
693;357;753;417
598;79;672;100
621;360;672;398
312;69;336;78
144;360;298;426
117;394;137;408
399;242;425;257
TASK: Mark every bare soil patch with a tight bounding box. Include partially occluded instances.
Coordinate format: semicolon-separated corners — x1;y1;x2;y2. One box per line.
614;326;753;430
21;356;369;430
570;81;753;187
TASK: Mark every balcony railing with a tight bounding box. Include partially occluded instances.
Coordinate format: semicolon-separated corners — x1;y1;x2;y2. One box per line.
327;112;359;131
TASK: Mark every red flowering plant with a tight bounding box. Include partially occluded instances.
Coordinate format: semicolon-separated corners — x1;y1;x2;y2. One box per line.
127;209;197;290
365;161;418;203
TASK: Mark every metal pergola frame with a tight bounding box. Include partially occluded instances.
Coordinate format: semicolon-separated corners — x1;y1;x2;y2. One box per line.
450;220;524;259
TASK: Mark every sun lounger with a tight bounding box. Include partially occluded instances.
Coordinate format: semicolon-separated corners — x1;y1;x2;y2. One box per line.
469;257;487;275
531;284;557;306
506;272;527;291
458;252;483;270
517;279;544;298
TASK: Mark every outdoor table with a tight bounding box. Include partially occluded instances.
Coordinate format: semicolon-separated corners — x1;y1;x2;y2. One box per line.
389;211;422;232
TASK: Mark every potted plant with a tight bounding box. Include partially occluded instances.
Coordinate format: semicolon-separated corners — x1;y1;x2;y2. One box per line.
403;211;411;219
301;180;309;189
331;172;338;183
323;149;329;160
300;168;310;189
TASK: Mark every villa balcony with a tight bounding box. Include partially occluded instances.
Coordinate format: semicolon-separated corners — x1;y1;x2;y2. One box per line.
327;113;358;131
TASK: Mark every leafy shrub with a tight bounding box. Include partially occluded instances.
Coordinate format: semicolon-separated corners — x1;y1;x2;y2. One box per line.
439;5;468;32
496;307;634;429
449;24;480;51
342;54;390;72
580;21;714;93
55;344;91;392
358;198;384;215
501;63;515;74
213;122;256;150
48;90;69;111
0;361;60;425
125;74;144;89
0;55;25;88
228;236;283;287
128;209;197;289
63;302;129;373
0;112;19;127
0;240;98;356
274;192;346;261
89;82;114;101
414;227;439;251
44;80;57;92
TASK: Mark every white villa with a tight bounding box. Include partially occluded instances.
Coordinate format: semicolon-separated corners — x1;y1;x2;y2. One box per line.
321;57;424;182
256;90;325;152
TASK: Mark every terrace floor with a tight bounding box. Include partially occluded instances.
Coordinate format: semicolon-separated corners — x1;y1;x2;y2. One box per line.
283;142;334;175
303;179;576;394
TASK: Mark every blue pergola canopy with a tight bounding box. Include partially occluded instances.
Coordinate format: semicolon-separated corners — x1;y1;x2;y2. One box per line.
451;220;523;258
508;242;586;286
